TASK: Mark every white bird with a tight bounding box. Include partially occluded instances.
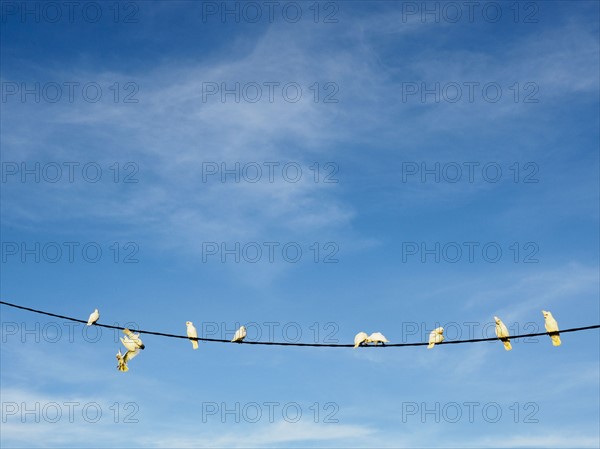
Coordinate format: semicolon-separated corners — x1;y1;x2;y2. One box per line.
87;309;100;326
116;348;140;372
232;325;247;343
366;332;389;345
116;349;127;372
186;321;199;350
427;327;444;349
121;328;145;351
494;316;512;351
354;331;369;348
542;310;561;346
120;335;138;352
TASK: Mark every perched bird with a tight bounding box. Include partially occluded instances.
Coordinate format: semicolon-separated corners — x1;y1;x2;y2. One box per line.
427;327;444;349
366;332;389;345
354;331;369;348
542;310;561;346
87;309;100;326
186;321;199;350
121;328;145;351
232;325;247;343
494;316;512;351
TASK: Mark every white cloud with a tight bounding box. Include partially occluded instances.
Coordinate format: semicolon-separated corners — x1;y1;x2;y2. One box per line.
141;421;375;448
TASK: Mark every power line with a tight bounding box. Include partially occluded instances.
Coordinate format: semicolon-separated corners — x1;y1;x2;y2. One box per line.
1;300;599;348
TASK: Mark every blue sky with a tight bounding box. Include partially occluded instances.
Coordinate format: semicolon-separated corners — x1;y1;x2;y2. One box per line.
1;1;599;447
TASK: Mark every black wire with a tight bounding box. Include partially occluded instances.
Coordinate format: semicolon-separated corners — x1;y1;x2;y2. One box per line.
1;300;599;348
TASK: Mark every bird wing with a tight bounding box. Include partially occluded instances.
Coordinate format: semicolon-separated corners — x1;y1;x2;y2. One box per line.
545;317;558;333
187;326;198;339
232;329;243;341
87;311;98;325
120;336;137;352
354;333;364;345
123;348;140;363
496;322;509;339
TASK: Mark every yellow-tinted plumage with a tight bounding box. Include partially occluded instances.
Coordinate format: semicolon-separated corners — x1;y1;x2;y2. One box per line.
427;327;444;349
186;321;199;349
542;310;561;346
494;316;512;351
353;332;369;348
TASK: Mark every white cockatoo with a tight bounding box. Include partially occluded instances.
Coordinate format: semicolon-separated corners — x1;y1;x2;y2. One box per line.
427;327;444;349
121;328;145;351
232;325;247;343
494;316;512;351
542;310;561;346
366;332;389;345
116;348;140;372
87;309;100;326
186;321;199;349
116;349;128;372
354;331;369;348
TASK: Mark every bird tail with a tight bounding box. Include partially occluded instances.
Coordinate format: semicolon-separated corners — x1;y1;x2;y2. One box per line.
87;322;92;326
502;339;512;351
550;333;561;346
427;342;434;349
192;340;199;350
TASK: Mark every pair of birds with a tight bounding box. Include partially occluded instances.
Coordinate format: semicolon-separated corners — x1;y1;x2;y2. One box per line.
116;328;145;372
494;311;561;350
185;322;247;349
353;331;389;347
